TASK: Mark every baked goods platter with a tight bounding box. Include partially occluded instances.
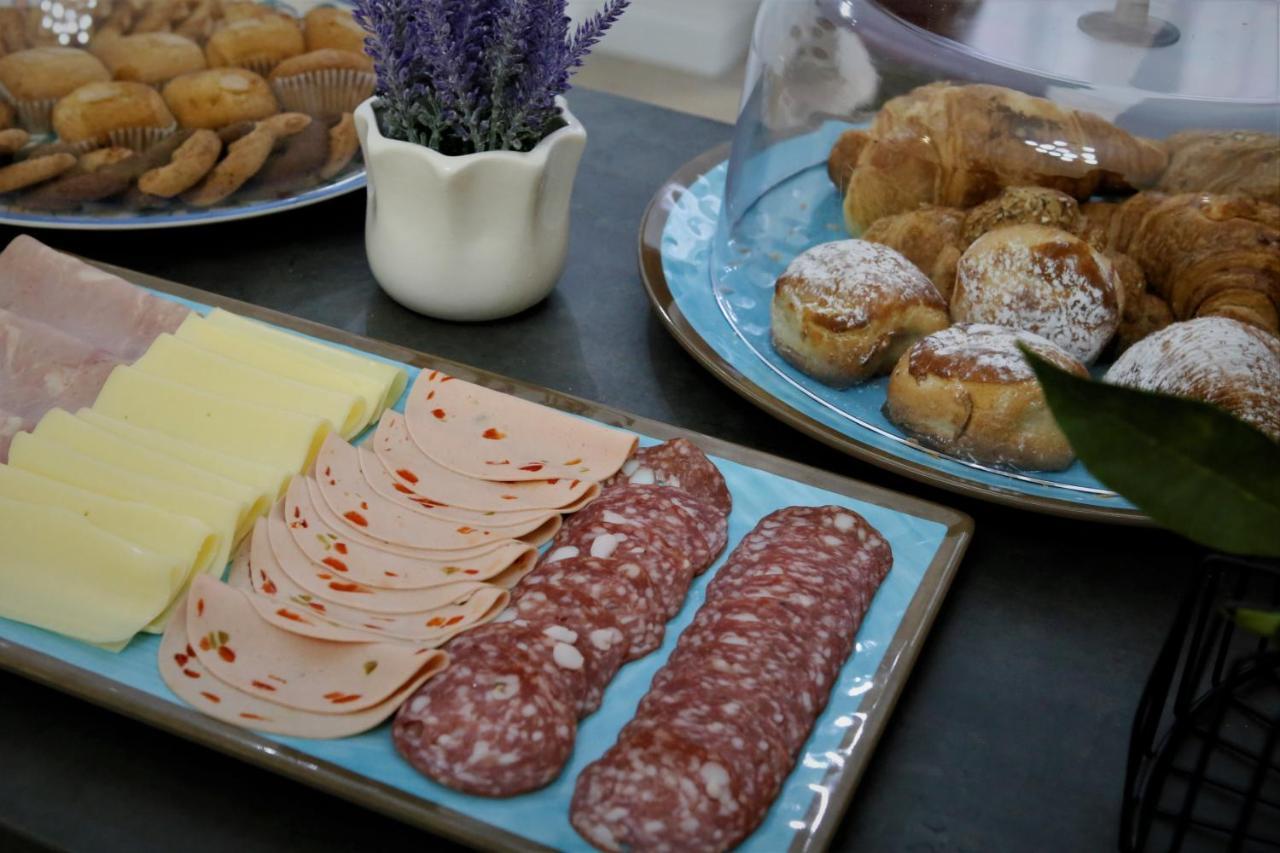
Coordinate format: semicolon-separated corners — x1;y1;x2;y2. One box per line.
640;83;1280;523
0;236;971;851
0;0;367;229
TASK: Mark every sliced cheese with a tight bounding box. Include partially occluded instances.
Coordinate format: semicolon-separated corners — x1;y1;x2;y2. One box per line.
0;463;213;593
92;365;330;474
8;431;237;575
136;334;365;439
202;309;408;418
34;408;266;545
175;315;385;431
77;408;290;500
0;495;178;646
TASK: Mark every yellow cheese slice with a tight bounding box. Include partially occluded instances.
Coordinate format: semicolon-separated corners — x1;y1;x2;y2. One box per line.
76;408;290;500
0;463;213;593
175;315;384;431
203;308;408;418
136;334;365;439
0;495;179;646
33;409;267;545
8;431;237;575
92;365;331;474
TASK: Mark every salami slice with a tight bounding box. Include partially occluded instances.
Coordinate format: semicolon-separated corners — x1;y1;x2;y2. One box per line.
511;584;626;715
563;483;727;573
393;647;578;797
604;439;732;518
521;552;665;661
374;411;600;512
404;369;637;482
159;588;443;739
570;505;894;853
287;477;537;588
448;617;591;712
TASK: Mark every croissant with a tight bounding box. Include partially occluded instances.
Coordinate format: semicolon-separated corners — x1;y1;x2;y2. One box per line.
1094;193;1280;336
1157;130;1280;205
835;82;1168;232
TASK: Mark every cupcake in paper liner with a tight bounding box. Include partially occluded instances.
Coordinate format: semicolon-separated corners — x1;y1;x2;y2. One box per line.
206;15;305;78
94;33;208;88
52;81;178;153
269;49;374;118
0;47;111;134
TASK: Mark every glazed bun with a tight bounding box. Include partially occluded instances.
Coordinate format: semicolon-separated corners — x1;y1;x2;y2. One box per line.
163;68;278;129
952;224;1122;364
1105;317;1280;441
884;324;1087;470
772;239;950;387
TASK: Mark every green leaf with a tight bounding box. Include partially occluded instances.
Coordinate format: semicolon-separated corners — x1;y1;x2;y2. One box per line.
1021;346;1280;557
1228;607;1280;638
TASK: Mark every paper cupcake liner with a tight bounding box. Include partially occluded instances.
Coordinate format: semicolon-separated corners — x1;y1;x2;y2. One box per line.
271;68;375;118
234;55;287;77
0;81;59;135
107;123;178;152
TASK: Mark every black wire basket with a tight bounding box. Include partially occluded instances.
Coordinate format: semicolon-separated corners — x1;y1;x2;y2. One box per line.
1122;554;1280;852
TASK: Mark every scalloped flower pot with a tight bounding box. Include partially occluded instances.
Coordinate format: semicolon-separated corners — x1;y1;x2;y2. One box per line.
354;96;587;321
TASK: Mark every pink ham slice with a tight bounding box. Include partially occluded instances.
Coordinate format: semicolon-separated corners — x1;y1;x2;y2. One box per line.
404;369;637;483
0;236;189;361
159;583;446;738
0;308;121;462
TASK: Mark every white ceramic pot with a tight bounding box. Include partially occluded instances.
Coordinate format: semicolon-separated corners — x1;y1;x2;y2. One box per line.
354;97;587;321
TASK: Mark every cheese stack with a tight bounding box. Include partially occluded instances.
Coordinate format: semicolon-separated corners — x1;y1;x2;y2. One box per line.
1;293;408;648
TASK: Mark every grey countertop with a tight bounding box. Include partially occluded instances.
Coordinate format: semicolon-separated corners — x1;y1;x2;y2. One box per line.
0;89;1191;853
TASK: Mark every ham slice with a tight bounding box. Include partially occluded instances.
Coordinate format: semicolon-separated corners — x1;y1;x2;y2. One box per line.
0;308;121;462
0;235;189;361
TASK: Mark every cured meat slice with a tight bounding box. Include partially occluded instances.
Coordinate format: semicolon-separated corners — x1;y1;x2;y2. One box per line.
447;617;591;712
356;444;562;530
0;406;23;463
0;308;120;462
570;505;894;853
571;726;757;853
394;626;578;796
374;412;600;512
564;483;728;573
159;588;444;738
185;575;446;715
251;516;507;644
511;584;627;715
604;438;732;517
404;369;637;482
287;477;536;588
522;551;665;661
0;235;190;361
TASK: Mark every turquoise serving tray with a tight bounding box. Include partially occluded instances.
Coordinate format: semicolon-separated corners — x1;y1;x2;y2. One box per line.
0;263;972;852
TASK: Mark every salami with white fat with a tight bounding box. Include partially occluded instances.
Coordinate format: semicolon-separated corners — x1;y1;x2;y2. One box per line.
604;438;732;517
570;505;894;852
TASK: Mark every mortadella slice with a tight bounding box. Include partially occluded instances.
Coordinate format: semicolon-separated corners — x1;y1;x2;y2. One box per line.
0;308;120;463
312;434;561;549
373;412;599;512
159;591;445;738
283;477;536;589
0;235;189;361
185;575;447;715
404;370;637;482
0;406;23;462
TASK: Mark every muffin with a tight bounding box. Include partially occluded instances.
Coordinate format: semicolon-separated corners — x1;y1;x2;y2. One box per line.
93;33;207;86
304;6;366;55
0;47;111;132
206;15;306;75
163;68;279;129
268;49;373;117
51;81;176;150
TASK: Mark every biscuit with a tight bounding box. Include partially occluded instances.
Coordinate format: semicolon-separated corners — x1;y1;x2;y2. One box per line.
319;112;357;179
0;128;29;155
138;128;221;196
182;121;275;205
250;117;327;193
162;68;278;129
0;152;76;193
76;146;135;173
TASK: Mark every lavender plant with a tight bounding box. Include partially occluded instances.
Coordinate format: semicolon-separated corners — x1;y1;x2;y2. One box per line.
354;0;629;155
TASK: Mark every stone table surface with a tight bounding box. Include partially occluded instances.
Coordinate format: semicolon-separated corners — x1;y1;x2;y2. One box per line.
0;89;1191;853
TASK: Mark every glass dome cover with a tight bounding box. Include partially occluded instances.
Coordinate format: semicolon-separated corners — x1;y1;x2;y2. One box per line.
698;0;1278;498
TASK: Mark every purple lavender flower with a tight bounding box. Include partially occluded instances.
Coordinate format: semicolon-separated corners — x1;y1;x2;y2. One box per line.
355;0;629;154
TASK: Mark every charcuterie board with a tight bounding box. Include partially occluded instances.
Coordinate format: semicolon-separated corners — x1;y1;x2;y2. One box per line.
0;262;971;851
639;144;1148;524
